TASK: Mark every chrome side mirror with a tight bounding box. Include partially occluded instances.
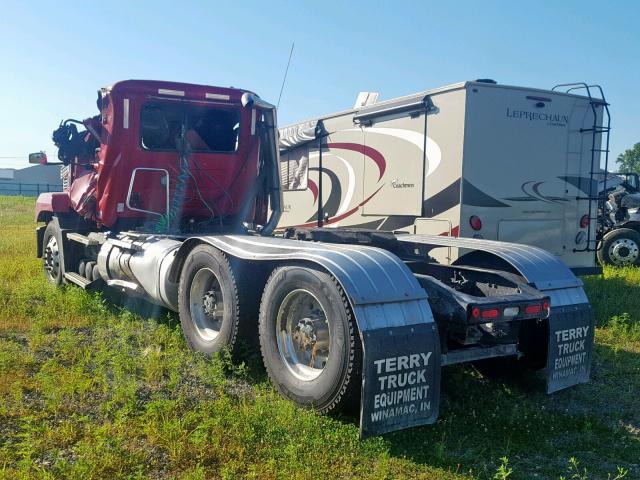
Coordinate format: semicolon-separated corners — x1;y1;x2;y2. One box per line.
28;152;48;164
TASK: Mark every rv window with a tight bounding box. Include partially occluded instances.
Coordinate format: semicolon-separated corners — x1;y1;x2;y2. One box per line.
281;147;309;191
140;103;240;152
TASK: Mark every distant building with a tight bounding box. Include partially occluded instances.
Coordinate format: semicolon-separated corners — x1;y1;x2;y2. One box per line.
0;165;62;196
0;168;15;180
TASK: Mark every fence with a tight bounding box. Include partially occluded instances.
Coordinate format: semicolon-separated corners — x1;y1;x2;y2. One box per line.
0;182;63;197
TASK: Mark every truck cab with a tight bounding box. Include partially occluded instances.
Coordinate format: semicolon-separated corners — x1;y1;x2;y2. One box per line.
33;80;278;234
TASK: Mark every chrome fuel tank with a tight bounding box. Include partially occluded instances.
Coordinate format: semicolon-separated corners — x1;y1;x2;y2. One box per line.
97;235;182;310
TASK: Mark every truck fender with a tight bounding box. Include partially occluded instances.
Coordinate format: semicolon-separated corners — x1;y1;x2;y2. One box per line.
170;234;441;436
397;233;594;393
35;192;72;222
614;221;640;231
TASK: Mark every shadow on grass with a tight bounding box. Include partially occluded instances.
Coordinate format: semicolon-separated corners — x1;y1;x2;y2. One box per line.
99;285;269;380
100;286;173;323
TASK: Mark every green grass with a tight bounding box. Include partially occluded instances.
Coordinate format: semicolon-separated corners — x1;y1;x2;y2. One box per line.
0;195;638;479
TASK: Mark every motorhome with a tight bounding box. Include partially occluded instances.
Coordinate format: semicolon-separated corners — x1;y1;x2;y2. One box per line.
277;80;610;274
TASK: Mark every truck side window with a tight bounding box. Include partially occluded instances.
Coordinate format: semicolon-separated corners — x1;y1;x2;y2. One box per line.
140;103;240;152
281;146;309;191
140;105;174;150
188;109;240;152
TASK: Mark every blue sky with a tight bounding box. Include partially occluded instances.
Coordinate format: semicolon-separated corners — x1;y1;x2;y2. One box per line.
0;0;637;169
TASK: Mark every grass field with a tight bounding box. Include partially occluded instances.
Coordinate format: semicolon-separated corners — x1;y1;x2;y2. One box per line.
0;195;638;480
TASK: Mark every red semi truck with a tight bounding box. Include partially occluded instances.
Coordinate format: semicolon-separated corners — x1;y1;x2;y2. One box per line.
31;80;594;436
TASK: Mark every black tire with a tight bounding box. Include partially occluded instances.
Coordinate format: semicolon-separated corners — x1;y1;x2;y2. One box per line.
598;228;640;266
42;219;66;286
178;244;240;355
85;261;96;281
92;264;101;282
258;265;361;414
78;260;86;278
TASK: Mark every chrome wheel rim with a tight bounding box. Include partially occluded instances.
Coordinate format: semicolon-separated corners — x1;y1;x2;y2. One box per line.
276;289;330;381
189;268;225;342
43;235;60;281
609;238;639;265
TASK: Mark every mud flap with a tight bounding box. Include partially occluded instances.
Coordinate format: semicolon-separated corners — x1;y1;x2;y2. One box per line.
545;303;594;393
360;323;441;437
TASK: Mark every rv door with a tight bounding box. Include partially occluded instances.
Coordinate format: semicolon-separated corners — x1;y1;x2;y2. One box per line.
361;114;424;217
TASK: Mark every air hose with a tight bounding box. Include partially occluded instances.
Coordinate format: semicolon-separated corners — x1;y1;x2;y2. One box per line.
155;126;191;233
169;151;190;233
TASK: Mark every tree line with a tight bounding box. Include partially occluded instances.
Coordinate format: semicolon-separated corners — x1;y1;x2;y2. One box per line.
616;143;640;173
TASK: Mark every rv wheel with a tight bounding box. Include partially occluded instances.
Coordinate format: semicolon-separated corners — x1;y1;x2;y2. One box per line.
258;266;361;413
598;228;640;266
178;245;240;355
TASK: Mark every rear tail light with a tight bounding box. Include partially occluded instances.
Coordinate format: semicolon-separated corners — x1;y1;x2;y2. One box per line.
481;308;499;319
470;306;499;320
524;304;542;315
524;301;550;317
470;299;550;322
580;214;590;229
469;215;482;231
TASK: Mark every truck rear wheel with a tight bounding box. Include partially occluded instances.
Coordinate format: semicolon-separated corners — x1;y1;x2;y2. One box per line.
598;228;640;266
42;219;65;286
258;266;361;414
178;245;240;355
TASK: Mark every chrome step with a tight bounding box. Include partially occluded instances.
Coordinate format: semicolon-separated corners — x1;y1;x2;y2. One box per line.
64;272;104;291
64;272;90;287
109;238;142;252
66;232;105;246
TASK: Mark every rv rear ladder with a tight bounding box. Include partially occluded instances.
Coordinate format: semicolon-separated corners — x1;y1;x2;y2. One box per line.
553;82;611;254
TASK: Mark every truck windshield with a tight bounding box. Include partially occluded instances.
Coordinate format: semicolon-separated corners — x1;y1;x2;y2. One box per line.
140;103;240;152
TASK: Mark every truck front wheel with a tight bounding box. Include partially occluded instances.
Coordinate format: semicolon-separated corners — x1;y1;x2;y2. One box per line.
178;245;240;355
598;228;640;266
258;266;361;414
42;219;65;286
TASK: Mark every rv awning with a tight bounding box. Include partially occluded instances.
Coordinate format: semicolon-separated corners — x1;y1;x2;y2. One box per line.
354;95;432;123
279;120;318;151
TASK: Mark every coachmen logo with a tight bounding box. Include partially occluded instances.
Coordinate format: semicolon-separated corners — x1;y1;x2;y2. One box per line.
392;178;415;189
506;108;569;127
